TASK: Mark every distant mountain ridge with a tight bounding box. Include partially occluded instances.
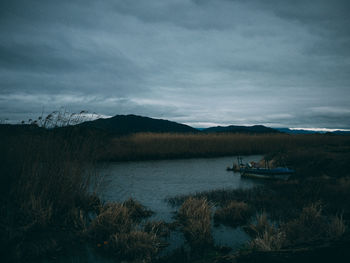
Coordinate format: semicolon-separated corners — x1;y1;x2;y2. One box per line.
276;128;316;134
276;128;350;135
79;115;281;135
203;125;280;134
2;114;348;136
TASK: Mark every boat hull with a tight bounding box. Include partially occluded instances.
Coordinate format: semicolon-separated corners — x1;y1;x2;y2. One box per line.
241;167;295;180
241;172;291;180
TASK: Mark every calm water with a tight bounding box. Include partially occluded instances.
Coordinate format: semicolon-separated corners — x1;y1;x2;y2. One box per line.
50;156;263;262
99;155;262;249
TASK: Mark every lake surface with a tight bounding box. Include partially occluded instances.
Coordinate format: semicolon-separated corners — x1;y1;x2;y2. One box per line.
99;155;262;250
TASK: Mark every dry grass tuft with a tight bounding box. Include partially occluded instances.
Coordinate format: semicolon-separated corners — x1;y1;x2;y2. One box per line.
214;201;253;227
245;212;274;238
246;212;286;251
327;214;346;240
282;203;326;245
250;229;286;251
123;198;153;221
178;197;213;249
87;200;164;262
109;231;161;262
144;220;170;238
88;203;133;242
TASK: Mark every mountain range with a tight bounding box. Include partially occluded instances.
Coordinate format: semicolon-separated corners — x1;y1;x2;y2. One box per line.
1;114;349;135
78;115;283;135
79;115;350;135
203;125;280;134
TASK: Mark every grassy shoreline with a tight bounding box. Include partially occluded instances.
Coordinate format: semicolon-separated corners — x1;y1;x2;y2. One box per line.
102;132;350;162
1;127;350;262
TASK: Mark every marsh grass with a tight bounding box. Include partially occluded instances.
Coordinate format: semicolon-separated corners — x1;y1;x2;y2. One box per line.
327;214;346;239
110;231;161;262
245;213;286;251
250;229;286;251
123;198;154;220
245;213;276;238
248;204;348;252
178;197;213;250
168;176;350;222
87;199;163;262
88;203;133;242
214;201;253;227
0;113;108;262
87;199;153;241
168;177;350;255
144;221;171;238
104;132;350;162
282;203;330;245
1;113;350;262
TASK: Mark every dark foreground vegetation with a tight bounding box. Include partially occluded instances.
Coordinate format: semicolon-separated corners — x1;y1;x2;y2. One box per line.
1;114;350;262
166;138;350;262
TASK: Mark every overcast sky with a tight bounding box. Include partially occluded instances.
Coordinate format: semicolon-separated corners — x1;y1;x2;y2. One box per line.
1;0;350;128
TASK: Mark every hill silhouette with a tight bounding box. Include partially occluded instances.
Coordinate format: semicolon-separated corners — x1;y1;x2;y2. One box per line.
2;115;349;136
0;116;283;135
78;114;198;135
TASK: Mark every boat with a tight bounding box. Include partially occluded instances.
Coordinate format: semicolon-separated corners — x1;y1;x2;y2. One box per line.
241;167;295;180
227;156;295;180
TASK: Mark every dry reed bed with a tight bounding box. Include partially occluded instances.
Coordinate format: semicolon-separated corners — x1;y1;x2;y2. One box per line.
104;132;350;161
0;128;167;262
166;177;350;261
168;177;350;221
247;204;347;251
0;129;104;261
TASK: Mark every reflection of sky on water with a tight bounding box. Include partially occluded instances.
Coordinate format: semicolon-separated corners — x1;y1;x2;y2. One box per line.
99;155;262;250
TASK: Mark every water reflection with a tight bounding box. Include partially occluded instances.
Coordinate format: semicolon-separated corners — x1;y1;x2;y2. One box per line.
99;155;262;249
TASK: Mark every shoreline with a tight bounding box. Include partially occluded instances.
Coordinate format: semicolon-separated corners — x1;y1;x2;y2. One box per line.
1;129;350;262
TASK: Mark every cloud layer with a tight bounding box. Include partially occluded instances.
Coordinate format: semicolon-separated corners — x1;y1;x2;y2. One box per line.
1;0;349;128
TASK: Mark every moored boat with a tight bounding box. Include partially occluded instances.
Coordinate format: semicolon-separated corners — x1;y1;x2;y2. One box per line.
227;156;295;180
241;167;295;180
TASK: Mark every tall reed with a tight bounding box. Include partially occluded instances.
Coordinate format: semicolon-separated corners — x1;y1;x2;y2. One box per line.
178;197;213;250
0;113;105;261
105;132;350;161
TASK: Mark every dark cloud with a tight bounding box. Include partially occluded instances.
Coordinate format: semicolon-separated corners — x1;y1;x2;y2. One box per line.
0;42;78;73
0;0;349;129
